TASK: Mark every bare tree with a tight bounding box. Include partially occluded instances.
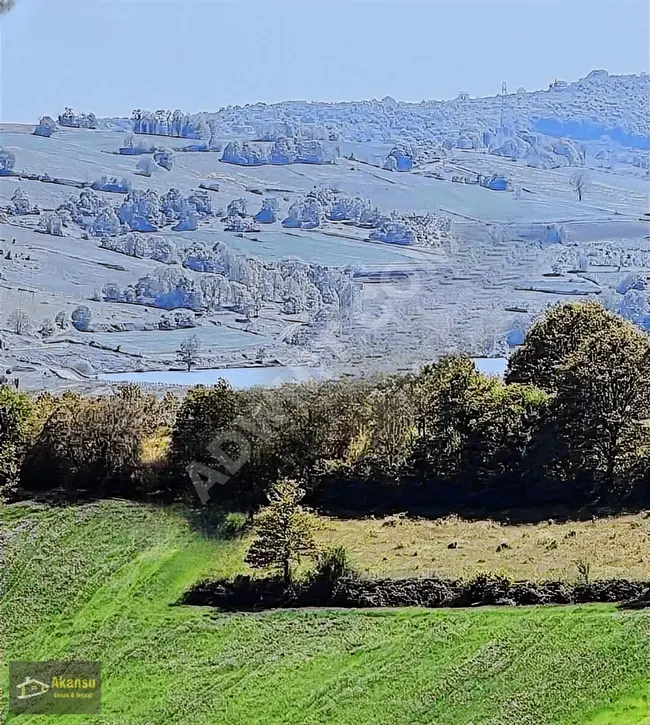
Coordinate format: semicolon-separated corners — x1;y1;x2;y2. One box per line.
7;309;31;335
570;171;589;202
0;1;16;15
177;334;201;371
55;311;69;329
40;317;56;338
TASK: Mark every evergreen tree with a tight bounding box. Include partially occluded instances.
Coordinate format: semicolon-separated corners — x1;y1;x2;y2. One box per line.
245;478;318;583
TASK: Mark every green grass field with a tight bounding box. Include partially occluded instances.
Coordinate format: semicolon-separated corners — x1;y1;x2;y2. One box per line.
2;500;649;725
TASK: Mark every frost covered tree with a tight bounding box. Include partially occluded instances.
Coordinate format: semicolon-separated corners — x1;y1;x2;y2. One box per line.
38;213;64;236
136;157;155;177
616;274;646;295
71;306;92;332
55;189;104;227
153;148;173;171
9;188;35;215
92;176;131;193
159;310;196;330
222;141;267;166
188;189;212;216
254;197;278;224
295;139;336;164
91;207;122;237
207;119;220;149
224;216;260;232
384;144;417;172
182;243;221;273
39;317;56;338
177;334;201;371
130;267;204;310
620;289;648;321
151;237;179;264
570;171;589;202
173;209;199;232
7;309;31;335
227;198;248;218
369;220;415;245
119;190;163;232
282;198;324;229
161;188;186;221
0;148;16;175
199;275;232;309
55;311;69;329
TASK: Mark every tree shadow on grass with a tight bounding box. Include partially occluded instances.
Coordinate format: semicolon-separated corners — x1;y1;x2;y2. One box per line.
315;501;650;526
179;505;249;541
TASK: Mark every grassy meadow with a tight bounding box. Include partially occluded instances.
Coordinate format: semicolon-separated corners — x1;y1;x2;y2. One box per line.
318;512;650;581
2;500;649;725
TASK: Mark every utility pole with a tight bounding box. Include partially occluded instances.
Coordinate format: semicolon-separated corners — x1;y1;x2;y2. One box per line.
500;82;508;129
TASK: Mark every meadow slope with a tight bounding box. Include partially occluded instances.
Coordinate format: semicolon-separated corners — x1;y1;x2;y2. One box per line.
1;500;649;725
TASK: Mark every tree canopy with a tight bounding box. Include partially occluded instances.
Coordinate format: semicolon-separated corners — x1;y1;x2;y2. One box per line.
245;478;318;582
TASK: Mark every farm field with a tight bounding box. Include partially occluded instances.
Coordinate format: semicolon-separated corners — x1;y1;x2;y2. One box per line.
2;500;649;725
89;324;266;356
167;227;425;266
319;512;650;581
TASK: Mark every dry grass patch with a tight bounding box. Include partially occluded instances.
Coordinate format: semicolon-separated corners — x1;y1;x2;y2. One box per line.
317;512;650;581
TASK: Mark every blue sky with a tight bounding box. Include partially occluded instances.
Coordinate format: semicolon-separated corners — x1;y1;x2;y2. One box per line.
1;0;648;122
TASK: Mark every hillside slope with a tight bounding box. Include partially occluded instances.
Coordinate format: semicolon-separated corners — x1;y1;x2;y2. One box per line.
2;500;649;725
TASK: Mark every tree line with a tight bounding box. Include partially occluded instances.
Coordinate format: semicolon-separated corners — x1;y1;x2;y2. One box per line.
2;302;650;517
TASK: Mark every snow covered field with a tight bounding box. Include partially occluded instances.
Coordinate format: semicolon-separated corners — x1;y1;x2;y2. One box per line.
89;325;266;356
1;70;648;390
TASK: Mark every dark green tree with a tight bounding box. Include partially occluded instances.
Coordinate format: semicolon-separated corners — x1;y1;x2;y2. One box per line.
412;356;546;503
169;381;246;502
542;323;650;498
0;386;35;498
245;478;318;583
506;301;627;393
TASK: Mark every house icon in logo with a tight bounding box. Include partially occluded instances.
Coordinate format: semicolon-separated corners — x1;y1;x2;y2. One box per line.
16;677;50;699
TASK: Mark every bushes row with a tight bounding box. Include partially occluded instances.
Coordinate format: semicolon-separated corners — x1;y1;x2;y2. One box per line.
182;572;650;611
2;302;650;516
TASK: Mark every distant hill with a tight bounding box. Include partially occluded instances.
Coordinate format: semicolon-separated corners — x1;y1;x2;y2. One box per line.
99;71;650;147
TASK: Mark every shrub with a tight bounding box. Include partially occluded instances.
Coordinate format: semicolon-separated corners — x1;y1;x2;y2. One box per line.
311;546;358;584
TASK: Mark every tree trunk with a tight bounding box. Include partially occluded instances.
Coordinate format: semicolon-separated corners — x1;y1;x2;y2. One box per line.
283;558;290;585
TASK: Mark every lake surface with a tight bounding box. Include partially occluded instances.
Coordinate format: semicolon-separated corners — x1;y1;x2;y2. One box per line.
99;358;507;388
472;357;507;377
98;365;327;388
